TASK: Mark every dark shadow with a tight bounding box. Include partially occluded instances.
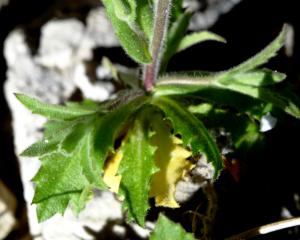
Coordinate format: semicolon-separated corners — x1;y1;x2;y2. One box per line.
84;219;147;240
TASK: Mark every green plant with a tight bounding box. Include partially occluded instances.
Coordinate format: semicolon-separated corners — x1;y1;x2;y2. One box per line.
16;0;300;238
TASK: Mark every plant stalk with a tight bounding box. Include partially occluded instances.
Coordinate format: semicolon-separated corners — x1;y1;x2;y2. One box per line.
144;0;172;91
225;216;300;240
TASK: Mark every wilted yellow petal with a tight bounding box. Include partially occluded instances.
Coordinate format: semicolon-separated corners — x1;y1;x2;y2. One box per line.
103;151;123;193
149;119;194;208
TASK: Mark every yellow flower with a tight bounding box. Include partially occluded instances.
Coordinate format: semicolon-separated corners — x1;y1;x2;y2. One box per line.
103;151;123;193
102;118;195;208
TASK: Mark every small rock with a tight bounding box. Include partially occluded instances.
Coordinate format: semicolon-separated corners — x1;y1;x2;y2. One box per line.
260;113;277;132
0;181;16;240
0;0;9;9
3;7;123;240
188;0;243;30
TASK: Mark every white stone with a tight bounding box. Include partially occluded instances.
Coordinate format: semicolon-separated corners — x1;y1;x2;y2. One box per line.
175;156;214;203
36;19;86;69
3;7;125;240
260;113;277;132
189;0;243;30
74;63;113;102
0;0;9;9
0;181;16;240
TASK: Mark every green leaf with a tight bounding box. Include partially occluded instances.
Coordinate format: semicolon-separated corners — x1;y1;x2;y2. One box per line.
65;100;101;112
102;57;141;89
102;0;152;64
151;96;223;179
217;82;300;119
190;104;263;152
150;214;195;240
31;96;147;222
33;127;107;222
21;119;86;157
155;73;300;119
112;0;137;24
136;0;154;39
170;0;183;19
222;24;287;75
118;108;157;226
15;94;96;120
21;139;60;157
36;192;80;222
177;31;226;52
92;96;148;172
32;138;90;205
218;69;286;86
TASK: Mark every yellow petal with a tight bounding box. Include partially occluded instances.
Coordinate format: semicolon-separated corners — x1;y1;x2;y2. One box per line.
149;119;194;208
103;150;123;193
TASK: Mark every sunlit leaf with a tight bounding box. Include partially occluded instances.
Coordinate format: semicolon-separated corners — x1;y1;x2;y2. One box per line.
218;69;286;86
151;96;223;179
177;31;226;53
155;73;300;119
118;108;157;226
150;214;195;240
15;94;96;120
102;0;152;64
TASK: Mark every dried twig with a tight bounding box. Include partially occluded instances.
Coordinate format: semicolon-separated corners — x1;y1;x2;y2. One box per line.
226;216;300;240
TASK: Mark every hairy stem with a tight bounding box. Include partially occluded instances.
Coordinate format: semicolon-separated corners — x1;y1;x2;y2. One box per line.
144;0;172;91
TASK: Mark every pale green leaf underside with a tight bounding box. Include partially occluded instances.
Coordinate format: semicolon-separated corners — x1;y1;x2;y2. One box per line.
219;69;286;86
155;75;300;119
15;94;96;120
150;214;195;240
102;0;152;64
177;31;226;52
151;96;223;179
119;110;157;226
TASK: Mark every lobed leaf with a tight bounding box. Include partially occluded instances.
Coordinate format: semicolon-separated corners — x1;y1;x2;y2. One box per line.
32;138;90;207
150;214;195;240
36;192;80;222
28;94;147;222
151;96;223;179
92;96;148;172
118;108;157;226
15;94;96;120
177;31;226;53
